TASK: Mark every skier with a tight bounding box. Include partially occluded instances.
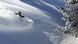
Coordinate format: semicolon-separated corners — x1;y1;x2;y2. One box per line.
15;11;25;18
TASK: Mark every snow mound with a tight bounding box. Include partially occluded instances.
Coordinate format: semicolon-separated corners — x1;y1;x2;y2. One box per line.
60;35;78;44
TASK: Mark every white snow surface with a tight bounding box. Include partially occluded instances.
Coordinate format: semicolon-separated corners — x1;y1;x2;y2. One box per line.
0;4;34;32
60;35;78;44
0;0;60;33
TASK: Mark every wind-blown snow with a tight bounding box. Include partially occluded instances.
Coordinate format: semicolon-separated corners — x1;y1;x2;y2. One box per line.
0;0;61;32
0;4;34;32
0;0;50;18
43;31;61;44
0;0;63;44
39;0;61;13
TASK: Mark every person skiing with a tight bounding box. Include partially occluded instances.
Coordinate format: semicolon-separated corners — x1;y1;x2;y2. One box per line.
15;11;25;18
